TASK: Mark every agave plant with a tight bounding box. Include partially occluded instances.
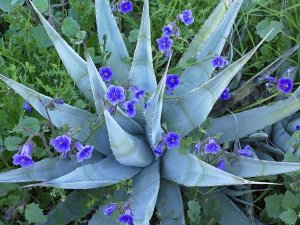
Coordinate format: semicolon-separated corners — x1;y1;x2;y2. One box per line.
2;0;300;224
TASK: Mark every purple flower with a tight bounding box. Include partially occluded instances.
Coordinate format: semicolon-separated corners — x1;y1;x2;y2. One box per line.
216;158;226;171
119;0;133;14
264;75;276;83
75;142;94;162
50;134;72;153
156;36;173;52
162;22;175;36
103;203;118;217
99;67;113;83
118;214;133;225
166;74;180;94
204;138;220;154
13;143;34;168
122;99;138;118
236;145;252;157
131;86;145;99
211;55;226;68
153;141;163;156
54;99;64;105
163;132;180;149
105;85;126;105
178;10;194;26
23;101;32;112
296;125;300;131
195;143;202;156
277;78;293;94
219;88;230;101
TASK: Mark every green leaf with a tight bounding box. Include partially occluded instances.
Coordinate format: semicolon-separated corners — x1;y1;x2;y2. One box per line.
282;191;298;210
61;17;80;37
31;25;53;48
4;136;22;151
161;150;266;187
104;110;153;167
15;116;41;137
95;0;130;82
279;209;298;225
0;184;19;197
0;0;24;12
29;0;92;100
187;200;201;223
25;203;47;224
0;154;103;183
265;194;283;219
128;0;156;93
175;0;243;95
37;155;141;189
32;0;48;13
156;180;185;225
256;20;284;42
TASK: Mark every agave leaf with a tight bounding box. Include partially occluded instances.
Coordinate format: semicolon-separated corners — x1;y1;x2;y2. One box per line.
104;110;153;167
128;0;156;93
208;191;251;225
207;96;300;143
163;38;265;137
130;161;160;225
0;153;103;183
174;0;243;95
0;74;111;154
29;0;92;100
226;152;300;178
161;150;268;186
272;121;294;153
144;75;166;148
42;190;99;225
156;179;185;225
88;206;119;225
35;155;141;189
95;0;130;82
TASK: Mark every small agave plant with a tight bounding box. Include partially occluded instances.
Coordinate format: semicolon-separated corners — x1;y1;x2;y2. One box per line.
2;0;300;224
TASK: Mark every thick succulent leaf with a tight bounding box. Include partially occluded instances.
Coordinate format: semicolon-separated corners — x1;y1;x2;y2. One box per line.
29;0;92;100
161;150;267;186
163;39;264;137
130;161;160;225
144;76;166;148
272;121;294;153
89;206;119;225
104;110;153;167
226;152;300;178
42;190;99;225
95;0;130;82
0;153;103;183
207;96;300;143
208;191;251;225
128;0;156;93
174;0;243;95
35;155;141;189
156;179;185;225
0;74;111;154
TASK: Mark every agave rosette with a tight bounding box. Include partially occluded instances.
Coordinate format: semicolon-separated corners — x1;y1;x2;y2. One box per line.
1;0;300;224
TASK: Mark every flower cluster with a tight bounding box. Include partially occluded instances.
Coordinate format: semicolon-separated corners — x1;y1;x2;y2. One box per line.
152;132;180;156
103;203;133;225
264;75;293;94
211;55;227;68
165;74;180;95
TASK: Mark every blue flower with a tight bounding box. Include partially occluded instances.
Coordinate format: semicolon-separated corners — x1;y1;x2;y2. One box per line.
105;85;126;106
103;203;118;217
216;157;226;171
23;101;32;112
204;138;220;154
166;74;180;94
131;86;145;99
211;55;226;68
219;88;230;101
118;214;133;225
75;141;94;162
277;78;293;94
153;141;163;156
13;143;34;168
162;22;175;36
296;125;300;131
99;67;113;83
119;0;133;14
54;98;64;105
178;10;194;26
156;36;173;52
50;134;72;153
163;132;180;149
264;75;276;83
195;142;202;156
122;99;138;118
236;145;252;157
